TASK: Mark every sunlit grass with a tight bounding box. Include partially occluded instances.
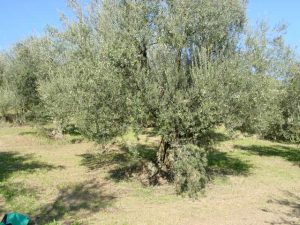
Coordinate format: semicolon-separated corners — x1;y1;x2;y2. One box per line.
0;125;299;224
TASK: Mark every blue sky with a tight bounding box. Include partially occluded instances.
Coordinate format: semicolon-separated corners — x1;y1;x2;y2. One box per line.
0;0;300;53
247;0;300;54
0;0;70;50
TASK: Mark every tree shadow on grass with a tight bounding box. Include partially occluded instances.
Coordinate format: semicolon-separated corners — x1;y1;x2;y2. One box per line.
199;131;231;146
264;191;300;225
207;150;253;176
0;151;63;182
0;182;39;217
63;124;81;136
18;131;38;136
235;145;300;166
18;127;52;138
19;128;85;144
80;142;252;185
79;144;157;182
0;182;37;202
0;152;64;218
140;127;160;137
35;180;116;224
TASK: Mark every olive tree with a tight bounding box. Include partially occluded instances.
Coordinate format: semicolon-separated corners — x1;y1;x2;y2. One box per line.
31;0;298;195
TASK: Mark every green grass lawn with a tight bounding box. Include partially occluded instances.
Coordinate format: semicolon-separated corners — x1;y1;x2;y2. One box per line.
0;124;299;225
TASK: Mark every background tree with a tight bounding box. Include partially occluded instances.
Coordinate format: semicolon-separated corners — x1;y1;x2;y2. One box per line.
39;0;131;141
0;53;19;120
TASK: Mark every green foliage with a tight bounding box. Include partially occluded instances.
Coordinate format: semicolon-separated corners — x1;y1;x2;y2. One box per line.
222;23;292;135
38;8;131;142
0;86;19;116
0;37;54;121
10;39;41;111
266;63;300;143
282;63;300;143
0;54;19;119
173;144;208;197
144;49;231;146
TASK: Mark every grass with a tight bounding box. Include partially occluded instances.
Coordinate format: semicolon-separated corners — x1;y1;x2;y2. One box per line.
0;124;299;224
235;144;300;166
207;150;253;176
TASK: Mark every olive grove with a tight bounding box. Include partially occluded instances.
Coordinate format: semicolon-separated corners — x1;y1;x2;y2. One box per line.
0;0;299;196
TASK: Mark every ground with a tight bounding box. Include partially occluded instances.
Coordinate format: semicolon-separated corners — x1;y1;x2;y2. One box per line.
0;124;299;225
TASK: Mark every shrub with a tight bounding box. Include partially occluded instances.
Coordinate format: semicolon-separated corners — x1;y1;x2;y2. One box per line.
173;144;208;197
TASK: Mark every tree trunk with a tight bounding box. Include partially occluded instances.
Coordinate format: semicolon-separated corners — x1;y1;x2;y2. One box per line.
157;136;171;172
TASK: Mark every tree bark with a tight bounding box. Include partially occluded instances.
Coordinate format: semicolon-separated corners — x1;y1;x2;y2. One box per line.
157;136;171;172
